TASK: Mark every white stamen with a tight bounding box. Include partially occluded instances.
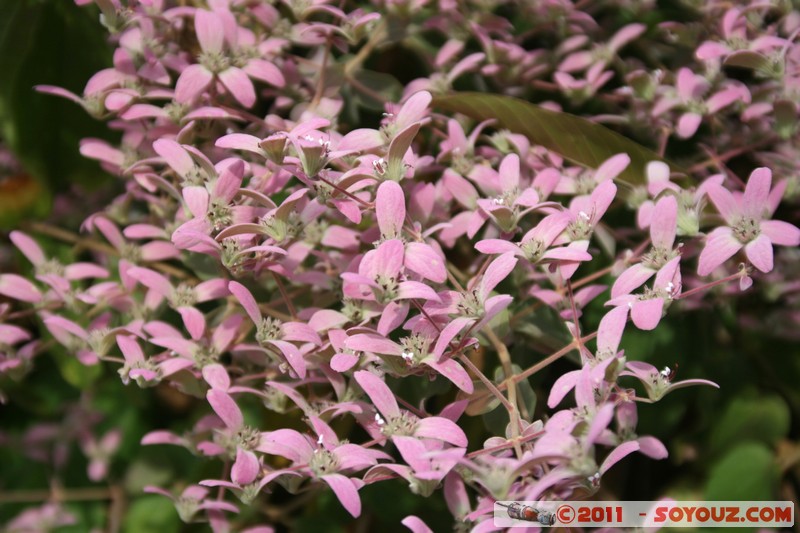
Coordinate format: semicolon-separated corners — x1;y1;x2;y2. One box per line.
579;211;590;221
401;350;414;362
375;413;385;426
317;434;324;446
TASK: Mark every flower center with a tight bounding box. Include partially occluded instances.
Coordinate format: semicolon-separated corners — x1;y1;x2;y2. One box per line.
732;216;760;243
182;165;209;188
256;317;283;344
374;275;399;304
235;425;262;451
457;289;483;318
519;238;546;263
641;246;676;269
309;448;339;477
382;411;419;437
199;51;231;74
170;284;197;308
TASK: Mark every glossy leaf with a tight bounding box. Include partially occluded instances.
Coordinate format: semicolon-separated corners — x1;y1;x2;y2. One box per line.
433;92;680;185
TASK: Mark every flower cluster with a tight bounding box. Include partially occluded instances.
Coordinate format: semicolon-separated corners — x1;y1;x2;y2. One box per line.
1;0;799;530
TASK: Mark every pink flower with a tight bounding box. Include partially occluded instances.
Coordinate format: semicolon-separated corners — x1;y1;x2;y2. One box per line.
354;370;468;446
698;168;800;275
612;194;680;298
175;9;285;108
341;239;441;305
621;361;719;401
144;485;239;523
607;256;681;331
229;281;320;378
653;68;750;138
476;211;592;265
257;417;390;517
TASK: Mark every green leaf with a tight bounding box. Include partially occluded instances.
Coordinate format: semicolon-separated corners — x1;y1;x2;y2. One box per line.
124;495;180;532
708;394;790;456
52;349;103;389
705;442;778;501
0;0;114;227
432;92;681;186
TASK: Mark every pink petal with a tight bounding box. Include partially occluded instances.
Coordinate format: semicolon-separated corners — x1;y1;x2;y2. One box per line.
243;59;285;88
178;307;206;340
706;183;739;225
432;317;472;359
597;304;629;355
139;242;180;261
415;416;467;447
631;298;664;330
404;243;446;283
396;91;432;129
376;180;406;239
337;128;384;152
175;64;213;103
676;112;702;138
760;220;800;246
377;302;409;336
9;231;45;265
387;122;421;167
321;474;361;518
650;194;677;249
498;153;520;192
590;179;617;220
345;334;402;356
478;253;517;301
744;233;773;273
219;67;256;108
229;281;262;325
194;10;224;54
231;449;259;486
183;186;210;218
194;279;229;302
266;339;306;378
354;370;401;419
361;239;404;280
402;516;433;533
117;335;144;364
153;139;195;178
547;369;581;408
397;281;440;302
128;267;173;298
207;389;243;429
696;41;730;60
599;441;640;474
0;274;42;303
423;357;473;393
637;436;668;459
743;167;771;220
611;263;655;298
697;226;743;276
474;239;519;255
609;23;646;52
215;133;263;154
331;352;359;372
594;153;630;183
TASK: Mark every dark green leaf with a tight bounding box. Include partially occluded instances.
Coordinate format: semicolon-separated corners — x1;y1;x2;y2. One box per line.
705;442;777;500
708;394;790;456
432;92;682;186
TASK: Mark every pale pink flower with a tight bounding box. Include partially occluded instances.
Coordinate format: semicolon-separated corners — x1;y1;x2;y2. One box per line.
698;168;800;275
175;9;285;108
